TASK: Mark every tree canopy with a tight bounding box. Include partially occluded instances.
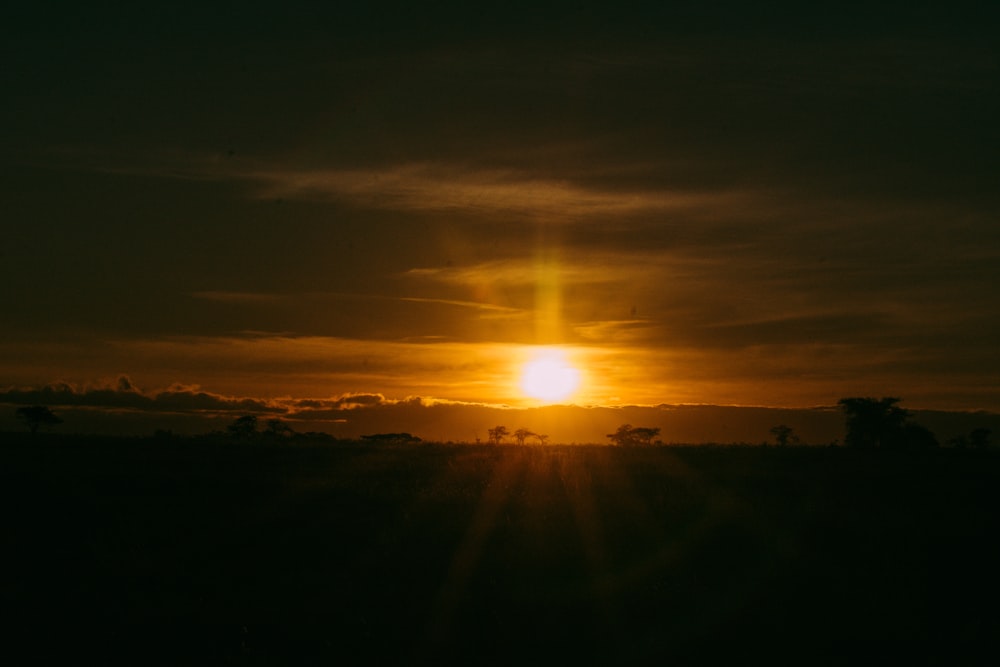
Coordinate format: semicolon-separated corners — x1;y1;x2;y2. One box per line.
16;405;62;434
227;414;258;438
838;397;937;449
607;424;661;446
487;425;509;445
769;424;799;447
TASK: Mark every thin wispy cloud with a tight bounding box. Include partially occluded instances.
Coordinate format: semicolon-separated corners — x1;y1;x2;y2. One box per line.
247;163;753;219
63;149;758;221
397;296;526;318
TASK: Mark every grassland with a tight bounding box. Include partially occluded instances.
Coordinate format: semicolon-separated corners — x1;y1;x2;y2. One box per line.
3;434;999;663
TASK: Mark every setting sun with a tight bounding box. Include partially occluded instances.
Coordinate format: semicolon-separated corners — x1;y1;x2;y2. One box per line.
519;348;581;403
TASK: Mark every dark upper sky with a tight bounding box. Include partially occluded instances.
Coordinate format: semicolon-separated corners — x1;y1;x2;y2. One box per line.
3;1;999;429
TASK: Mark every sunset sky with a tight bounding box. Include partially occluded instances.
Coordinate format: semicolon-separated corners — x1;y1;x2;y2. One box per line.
2;3;998;438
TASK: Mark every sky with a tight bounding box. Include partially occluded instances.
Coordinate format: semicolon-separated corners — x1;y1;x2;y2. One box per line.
2;2;999;440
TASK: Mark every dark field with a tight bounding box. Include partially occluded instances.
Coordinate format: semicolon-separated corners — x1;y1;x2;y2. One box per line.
3;435;999;664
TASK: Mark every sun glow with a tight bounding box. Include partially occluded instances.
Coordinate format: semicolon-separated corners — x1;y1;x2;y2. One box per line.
519;348;581;403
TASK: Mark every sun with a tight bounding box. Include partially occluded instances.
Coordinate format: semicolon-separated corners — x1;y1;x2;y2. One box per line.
519;348;581;403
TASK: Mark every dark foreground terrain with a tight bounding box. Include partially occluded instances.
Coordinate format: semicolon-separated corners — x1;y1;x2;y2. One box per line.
3;435;999;664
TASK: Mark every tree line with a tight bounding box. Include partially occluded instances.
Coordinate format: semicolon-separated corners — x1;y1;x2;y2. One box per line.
10;397;994;449
485;426;549;446
485;397;991;449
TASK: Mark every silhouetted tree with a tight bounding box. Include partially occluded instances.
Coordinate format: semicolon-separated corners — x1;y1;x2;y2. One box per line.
227;414;258;438
770;424;799;447
838;397;937;450
838;397;909;448
607;424;660;446
264;418;294;438
513;428;534;446
487;425;508;445
607;424;633;446
534;433;549;445
16;406;62;434
633;427;660;445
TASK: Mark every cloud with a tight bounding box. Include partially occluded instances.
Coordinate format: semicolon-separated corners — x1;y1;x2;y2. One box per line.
322;393;388;409
405;258;646;288
572;319;655;343
396;296;525;318
245;163;755;221
151;386;282;414
59;145;762;223
0;378;424;424
115;375;140;393
0;377;282;416
0;376;515;436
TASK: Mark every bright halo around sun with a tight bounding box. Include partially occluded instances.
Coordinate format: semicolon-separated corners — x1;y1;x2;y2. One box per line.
519;348;581;403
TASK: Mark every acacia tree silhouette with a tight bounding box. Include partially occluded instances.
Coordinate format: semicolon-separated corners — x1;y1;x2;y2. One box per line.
487;425;508;445
16;406;62;434
607;424;660;446
513;428;534;446
770;424;799;446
